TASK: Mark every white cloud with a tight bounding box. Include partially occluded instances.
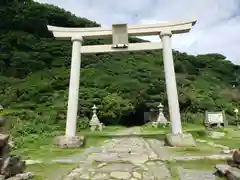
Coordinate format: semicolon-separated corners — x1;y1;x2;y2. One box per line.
36;0;240;64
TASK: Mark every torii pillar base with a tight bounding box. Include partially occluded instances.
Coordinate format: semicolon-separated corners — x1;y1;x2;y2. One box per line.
54;135;86;148
165;133;196;147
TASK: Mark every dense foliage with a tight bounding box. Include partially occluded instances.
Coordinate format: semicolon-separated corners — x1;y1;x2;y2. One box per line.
0;0;240;138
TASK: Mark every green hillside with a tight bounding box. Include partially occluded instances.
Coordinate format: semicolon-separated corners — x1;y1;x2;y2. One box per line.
0;0;240;141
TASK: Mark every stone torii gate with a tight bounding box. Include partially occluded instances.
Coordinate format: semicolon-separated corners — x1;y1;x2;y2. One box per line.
48;19;197;148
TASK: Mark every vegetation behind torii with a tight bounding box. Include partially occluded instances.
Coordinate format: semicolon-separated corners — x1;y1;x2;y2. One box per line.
0;0;240;147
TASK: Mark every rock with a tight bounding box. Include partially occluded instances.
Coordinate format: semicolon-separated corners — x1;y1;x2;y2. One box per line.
133;172;141;179
24;160;42;165
0;134;9;148
92;173;108;180
226;167;240;180
0;144;11;157
178;167;216;180
99;163;135;172
208;131;225;139
147;162;172;179
96;162;107;168
165;133;196;147
15;172;34;180
1;156;25;178
215;164;231;175
233;149;240;164
8;140;14;149
0;116;5;127
142;172;155;180
0;134;29;180
5;176;26;180
196;139;207;143
222;149;232;154
79;173;90;179
54;135;85;148
110;171;131;179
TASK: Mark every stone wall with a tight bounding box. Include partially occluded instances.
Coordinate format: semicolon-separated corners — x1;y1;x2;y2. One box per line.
0;134;33;180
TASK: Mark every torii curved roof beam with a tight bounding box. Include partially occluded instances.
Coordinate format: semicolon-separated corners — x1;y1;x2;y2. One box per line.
47;19;196;40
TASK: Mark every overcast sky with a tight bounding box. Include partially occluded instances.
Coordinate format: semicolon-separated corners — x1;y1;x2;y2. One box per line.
36;0;240;64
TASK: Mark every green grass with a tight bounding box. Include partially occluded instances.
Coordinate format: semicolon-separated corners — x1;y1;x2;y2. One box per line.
12;125;126;160
13;136;108;160
167;159;226;180
140;124;171;134
12;134;108;161
26;163;79;180
76;125;127;136
209;137;240;149
140;124;205;135
102;125;126;132
169;159;226;170
182;123;206;131
141;124;240;150
165;162;180;180
13;126;127;179
205;127;240;148
169;142;221;156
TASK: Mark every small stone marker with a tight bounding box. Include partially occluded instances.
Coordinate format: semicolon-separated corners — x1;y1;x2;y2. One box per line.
208;131;226;139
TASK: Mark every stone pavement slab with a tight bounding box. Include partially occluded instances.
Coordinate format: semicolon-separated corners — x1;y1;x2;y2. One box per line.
178;167;216;180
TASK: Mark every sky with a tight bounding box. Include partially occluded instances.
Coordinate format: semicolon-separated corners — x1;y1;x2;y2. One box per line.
35;0;240;65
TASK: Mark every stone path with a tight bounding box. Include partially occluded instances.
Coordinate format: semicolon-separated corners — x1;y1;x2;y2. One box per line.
178;167;216;180
59;127;218;180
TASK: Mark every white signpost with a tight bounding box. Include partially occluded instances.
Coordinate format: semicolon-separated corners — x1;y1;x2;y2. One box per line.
205;111;226;127
47;19;197;147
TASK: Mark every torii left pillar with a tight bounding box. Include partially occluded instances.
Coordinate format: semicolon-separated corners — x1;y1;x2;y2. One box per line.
55;36;85;148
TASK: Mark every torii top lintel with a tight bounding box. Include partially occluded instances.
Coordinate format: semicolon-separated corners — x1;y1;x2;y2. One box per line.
47;19;196;40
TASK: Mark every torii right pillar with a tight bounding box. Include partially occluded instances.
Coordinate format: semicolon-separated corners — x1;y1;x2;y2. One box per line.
160;30;196;147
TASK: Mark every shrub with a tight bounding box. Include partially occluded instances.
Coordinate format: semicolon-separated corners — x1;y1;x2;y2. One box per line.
187;129;207;138
77;117;90;130
182;112;204;125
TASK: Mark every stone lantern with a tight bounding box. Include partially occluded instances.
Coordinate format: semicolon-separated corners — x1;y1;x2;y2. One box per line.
89;105;104;131
234;108;239;127
152;103;169;128
158;103;164;113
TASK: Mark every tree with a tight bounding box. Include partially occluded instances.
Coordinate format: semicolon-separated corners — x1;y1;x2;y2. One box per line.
0;0;239;137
